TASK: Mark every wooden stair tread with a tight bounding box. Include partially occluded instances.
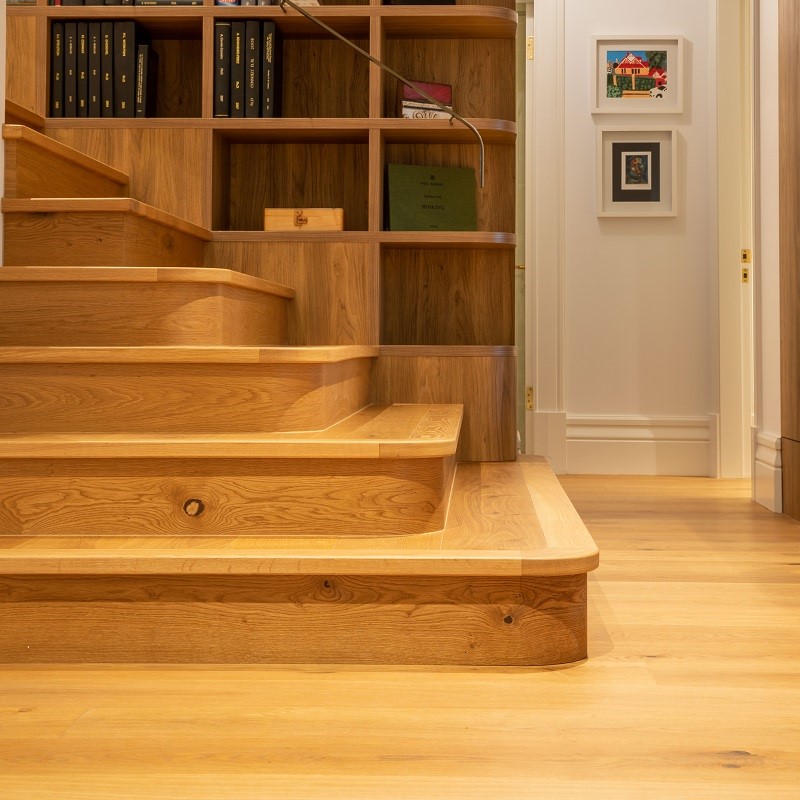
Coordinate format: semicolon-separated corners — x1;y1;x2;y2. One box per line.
0;458;599;577
3;124;129;185
0;404;463;459
0;266;295;299
1;197;212;241
0;345;376;364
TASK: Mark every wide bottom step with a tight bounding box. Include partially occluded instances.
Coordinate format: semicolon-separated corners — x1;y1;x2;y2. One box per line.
0;459;598;666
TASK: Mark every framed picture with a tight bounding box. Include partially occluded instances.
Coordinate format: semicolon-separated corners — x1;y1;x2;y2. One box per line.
592;36;684;114
597;128;677;217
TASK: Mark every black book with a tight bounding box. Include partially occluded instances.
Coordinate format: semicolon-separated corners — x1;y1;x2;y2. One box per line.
77;22;89;117
245;20;260;118
88;22;101;117
135;44;159;117
104;1;124;5
101;21;114;117
113;20;136;117
135;0;203;5
261;21;282;118
84;0;106;5
214;21;232;118
50;22;65;117
61;0;86;5
64;22;77;117
231;21;246;118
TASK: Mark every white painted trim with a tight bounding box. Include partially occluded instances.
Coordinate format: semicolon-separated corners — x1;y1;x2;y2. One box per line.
526;0;566;468
753;429;783;511
533;411;567;475
565;415;713;476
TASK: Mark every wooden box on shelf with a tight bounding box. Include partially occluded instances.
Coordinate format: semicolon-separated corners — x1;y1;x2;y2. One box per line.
264;207;344;231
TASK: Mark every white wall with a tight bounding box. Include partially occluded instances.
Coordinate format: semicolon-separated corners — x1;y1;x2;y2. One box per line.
531;0;719;475
753;0;782;510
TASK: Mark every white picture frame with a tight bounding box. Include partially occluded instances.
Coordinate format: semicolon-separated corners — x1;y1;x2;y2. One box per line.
597;127;678;218
592;36;684;114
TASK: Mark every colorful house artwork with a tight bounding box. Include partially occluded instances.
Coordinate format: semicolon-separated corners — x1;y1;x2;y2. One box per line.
606;50;668;97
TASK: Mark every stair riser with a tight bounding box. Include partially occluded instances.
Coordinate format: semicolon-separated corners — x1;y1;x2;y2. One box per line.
4;138;127;199
0;573;587;666
0;456;456;536
0;283;289;346
3;212;205;267
0;360;371;433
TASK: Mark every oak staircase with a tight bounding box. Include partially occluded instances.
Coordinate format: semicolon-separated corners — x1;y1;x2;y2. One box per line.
0;119;598;666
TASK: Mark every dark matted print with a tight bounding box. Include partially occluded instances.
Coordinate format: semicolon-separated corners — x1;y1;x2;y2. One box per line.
611;142;660;202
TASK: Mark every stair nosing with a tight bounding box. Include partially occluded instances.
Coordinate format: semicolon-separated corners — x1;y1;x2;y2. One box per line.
0;266;296;299
0;345;377;364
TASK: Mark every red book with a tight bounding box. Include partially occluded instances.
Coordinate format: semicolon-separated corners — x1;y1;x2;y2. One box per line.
397;79;452;113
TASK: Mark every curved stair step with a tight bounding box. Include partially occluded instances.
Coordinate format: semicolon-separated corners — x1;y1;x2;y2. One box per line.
0;458;599;666
0;267;294;346
0;404;463;537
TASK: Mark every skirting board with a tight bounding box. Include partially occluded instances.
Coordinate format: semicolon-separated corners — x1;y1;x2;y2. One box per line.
566;415;712;476
529;411;567;474
753;430;783;513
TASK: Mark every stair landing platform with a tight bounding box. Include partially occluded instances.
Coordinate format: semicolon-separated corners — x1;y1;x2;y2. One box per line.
0;457;599;667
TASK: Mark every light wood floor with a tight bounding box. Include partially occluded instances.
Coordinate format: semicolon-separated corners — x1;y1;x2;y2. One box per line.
1;475;798;799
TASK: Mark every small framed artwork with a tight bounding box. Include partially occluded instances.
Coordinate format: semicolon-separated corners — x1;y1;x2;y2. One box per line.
597;128;677;217
592;36;684;114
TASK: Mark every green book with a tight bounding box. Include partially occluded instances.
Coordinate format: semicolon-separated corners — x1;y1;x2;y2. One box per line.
386;164;477;231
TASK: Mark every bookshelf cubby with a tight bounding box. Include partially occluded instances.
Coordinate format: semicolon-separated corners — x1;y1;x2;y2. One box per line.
6;0;518;461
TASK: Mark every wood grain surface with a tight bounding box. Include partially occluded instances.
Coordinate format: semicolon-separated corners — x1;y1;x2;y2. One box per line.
0;356;373;434
2;204;208;268
3;125;128;199
779;0;800;519
381;248;515;346
206;240;378;345
2;477;792;798
0;454;457;537
0;282;290;347
376;347;517;461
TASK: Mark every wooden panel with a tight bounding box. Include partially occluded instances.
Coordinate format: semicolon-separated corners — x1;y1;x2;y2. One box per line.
47;128;213;228
0;358;372;434
151;38;203;119
376;350;517;461
781;438;800;521
206;241;378;346
227;143;369;232
0;283;288;346
3;126;128;199
5;15;42;116
0;456;456;537
779;0;800;444
382;248;515;345
383;142;515;233
282;39;370;118
0;573;586;666
2;211;206;267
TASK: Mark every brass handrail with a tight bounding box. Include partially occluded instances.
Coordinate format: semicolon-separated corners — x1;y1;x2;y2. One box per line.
276;0;486;187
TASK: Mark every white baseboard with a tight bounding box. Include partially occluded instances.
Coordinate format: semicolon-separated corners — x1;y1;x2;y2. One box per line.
753;430;783;512
565;415;713;476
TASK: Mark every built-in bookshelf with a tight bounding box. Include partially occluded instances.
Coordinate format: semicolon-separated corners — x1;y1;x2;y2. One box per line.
6;0;518;460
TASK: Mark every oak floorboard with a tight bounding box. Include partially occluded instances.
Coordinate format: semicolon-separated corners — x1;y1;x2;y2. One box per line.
0;477;798;798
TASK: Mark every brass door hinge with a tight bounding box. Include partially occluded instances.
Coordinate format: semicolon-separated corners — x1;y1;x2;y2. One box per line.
741;249;752;264
741;267;750;284
527;37;534;61
526;386;534;410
